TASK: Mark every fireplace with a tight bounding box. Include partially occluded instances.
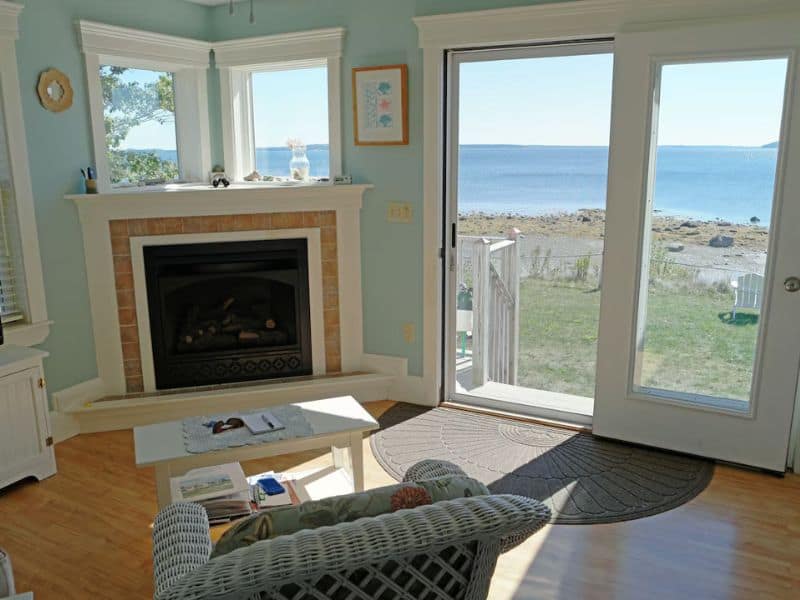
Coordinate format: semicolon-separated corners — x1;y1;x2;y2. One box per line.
143;238;313;389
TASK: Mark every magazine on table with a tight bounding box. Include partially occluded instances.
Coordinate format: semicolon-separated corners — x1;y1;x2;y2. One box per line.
169;462;249;503
169;463;254;524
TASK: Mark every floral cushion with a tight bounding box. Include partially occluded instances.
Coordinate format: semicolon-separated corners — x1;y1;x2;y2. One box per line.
211;475;490;558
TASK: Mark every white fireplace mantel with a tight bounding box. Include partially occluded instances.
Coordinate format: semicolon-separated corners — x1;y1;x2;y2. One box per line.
67;183;372;221
68;184;372;396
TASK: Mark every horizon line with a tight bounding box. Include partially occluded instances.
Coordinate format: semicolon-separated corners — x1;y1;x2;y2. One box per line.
120;142;779;151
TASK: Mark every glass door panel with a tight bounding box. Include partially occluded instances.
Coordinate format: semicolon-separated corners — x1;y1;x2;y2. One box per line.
446;43;613;422
633;58;788;409
594;14;800;471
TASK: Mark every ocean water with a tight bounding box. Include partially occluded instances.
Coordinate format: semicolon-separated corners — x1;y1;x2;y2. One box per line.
254;145;330;179
147;144;777;224
458;145;778;224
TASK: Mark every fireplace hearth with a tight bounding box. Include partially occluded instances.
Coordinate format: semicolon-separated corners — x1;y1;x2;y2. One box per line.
144;238;312;389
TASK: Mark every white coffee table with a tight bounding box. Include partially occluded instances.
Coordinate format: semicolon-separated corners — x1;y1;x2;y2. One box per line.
134;396;379;508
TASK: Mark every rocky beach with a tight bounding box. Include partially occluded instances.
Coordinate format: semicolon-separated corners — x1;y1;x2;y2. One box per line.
458;209;769;282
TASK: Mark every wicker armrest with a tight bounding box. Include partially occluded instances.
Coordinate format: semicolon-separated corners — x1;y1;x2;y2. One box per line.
152;502;213;599
402;459;468;483
156;494;550;600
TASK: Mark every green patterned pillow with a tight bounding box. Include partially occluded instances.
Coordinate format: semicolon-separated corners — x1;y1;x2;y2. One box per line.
211;475;489;558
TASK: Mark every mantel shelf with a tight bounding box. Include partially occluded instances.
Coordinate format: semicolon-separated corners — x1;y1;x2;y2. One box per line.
67;183;373;221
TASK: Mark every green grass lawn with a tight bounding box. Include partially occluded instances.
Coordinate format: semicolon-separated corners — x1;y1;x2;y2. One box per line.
516;278;759;401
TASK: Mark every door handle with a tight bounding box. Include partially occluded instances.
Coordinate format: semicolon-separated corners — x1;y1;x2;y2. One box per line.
784;276;800;293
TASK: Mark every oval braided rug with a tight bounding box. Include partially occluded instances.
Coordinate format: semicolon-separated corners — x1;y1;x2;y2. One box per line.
370;404;714;525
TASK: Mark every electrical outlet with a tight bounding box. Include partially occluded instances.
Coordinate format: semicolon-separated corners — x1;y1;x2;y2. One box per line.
403;323;416;344
387;202;413;224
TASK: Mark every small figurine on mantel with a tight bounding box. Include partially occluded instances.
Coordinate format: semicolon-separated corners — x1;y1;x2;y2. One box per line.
210;165;230;188
243;170;261;182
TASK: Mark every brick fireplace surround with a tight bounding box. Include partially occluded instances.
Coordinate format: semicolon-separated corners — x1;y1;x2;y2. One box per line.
70;184;370;398
111;211;341;393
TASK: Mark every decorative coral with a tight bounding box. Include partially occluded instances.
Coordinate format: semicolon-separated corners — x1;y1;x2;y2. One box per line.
390;486;432;512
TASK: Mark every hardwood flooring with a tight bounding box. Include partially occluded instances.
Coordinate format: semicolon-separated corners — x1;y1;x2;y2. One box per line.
0;400;798;599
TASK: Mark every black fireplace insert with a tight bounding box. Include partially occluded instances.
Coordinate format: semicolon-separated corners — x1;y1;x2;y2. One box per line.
143;238;312;390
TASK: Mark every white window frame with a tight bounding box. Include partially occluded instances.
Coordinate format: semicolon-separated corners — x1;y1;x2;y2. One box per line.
77;20;212;193
0;1;50;346
213;28;345;182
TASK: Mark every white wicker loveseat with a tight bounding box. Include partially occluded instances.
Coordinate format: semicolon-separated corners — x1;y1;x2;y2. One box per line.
151;460;550;600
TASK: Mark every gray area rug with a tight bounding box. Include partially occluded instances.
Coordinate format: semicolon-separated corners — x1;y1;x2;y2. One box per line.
370;404;714;524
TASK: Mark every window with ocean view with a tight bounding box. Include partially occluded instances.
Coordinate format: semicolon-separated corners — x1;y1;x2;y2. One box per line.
251;66;329;179
633;58;788;406
100;66;179;186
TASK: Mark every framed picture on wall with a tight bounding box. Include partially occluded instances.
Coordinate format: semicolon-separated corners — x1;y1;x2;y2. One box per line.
352;64;409;146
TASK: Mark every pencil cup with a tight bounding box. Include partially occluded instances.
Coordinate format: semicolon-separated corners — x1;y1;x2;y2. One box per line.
85;178;98;194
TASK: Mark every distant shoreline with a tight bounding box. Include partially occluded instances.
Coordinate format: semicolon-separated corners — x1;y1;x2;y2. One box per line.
458;208;769;253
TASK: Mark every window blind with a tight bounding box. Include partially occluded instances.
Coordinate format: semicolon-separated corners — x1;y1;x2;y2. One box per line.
0;93;23;323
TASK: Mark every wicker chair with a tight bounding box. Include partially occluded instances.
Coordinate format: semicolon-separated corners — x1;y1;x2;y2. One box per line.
151;460;550;600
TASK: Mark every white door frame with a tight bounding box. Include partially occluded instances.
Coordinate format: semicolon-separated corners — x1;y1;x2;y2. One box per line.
442;41;613;425
415;0;800;469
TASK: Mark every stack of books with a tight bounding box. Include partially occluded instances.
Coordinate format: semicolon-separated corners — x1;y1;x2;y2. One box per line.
247;470;295;508
169;462;253;525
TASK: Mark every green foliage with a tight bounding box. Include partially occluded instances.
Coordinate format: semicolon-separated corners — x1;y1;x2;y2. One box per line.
649;245;689;281
100;66;178;184
517;277;758;400
574;255;590;282
108;150;179;184
527;246;552;279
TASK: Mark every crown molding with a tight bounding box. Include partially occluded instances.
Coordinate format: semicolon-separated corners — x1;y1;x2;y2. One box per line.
77;20;211;69
0;1;22;41
213;27;346;68
414;0;800;49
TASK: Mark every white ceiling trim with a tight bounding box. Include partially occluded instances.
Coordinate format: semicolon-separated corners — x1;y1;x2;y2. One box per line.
214;27;345;68
77;20;212;69
413;0;800;49
0;0;22;41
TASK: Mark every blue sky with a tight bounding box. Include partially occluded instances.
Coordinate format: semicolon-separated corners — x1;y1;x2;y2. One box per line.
252;67;329;147
112;68;178;150
116;54;789;150
459;54;788;147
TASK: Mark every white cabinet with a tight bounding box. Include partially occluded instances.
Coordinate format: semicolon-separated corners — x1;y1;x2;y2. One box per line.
0;346;55;490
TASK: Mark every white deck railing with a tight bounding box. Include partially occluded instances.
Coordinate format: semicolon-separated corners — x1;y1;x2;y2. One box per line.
466;233;520;388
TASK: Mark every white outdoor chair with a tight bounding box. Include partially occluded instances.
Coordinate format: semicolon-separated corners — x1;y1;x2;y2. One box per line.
731;273;764;319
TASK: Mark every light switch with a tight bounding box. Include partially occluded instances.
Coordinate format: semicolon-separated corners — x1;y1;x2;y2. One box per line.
403;323;416;343
387;202;413;224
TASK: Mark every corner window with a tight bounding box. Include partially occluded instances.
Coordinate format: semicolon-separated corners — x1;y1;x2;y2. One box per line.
252;65;330;180
100;66;180;186
78;21;211;193
214;28;344;183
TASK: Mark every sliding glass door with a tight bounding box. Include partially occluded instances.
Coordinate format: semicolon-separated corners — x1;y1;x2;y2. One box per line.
444;43;613;423
443;14;800;471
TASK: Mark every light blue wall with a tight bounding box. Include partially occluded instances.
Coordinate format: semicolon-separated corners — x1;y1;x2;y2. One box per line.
13;0;211;394
13;0;556;395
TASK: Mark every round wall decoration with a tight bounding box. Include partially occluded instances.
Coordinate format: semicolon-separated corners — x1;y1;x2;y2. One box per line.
37;68;73;113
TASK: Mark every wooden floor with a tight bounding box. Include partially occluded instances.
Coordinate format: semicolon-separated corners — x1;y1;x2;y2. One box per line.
1;400;798;599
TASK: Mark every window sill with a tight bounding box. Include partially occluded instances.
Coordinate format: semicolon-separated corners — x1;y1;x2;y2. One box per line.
101;180;335;194
4;319;53;347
